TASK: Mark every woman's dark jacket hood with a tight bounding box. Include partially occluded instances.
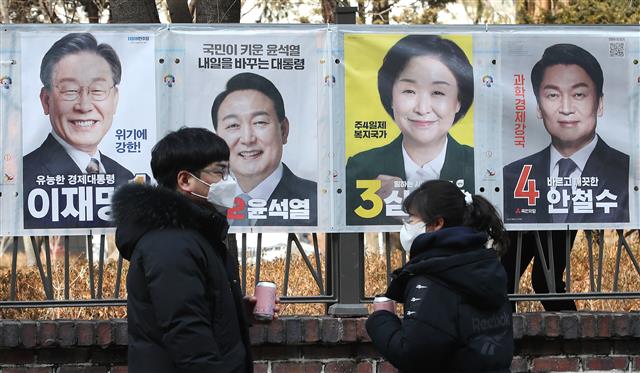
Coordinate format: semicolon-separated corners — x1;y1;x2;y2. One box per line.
390;226;508;309
111;183;228;261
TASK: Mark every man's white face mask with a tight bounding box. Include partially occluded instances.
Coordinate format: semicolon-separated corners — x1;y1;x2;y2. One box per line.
399;220;426;253
189;173;238;210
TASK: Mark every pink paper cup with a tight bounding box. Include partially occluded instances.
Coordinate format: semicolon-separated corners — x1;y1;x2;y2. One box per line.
253;281;277;321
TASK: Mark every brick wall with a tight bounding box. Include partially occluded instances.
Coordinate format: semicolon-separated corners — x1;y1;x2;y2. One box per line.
1;313;639;372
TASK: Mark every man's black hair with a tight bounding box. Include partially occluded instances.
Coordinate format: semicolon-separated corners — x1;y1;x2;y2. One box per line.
151;127;229;190
531;43;604;100
211;72;285;130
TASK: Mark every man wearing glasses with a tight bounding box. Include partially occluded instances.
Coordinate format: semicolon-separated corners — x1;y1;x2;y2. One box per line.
112;127;265;372
23;33;133;228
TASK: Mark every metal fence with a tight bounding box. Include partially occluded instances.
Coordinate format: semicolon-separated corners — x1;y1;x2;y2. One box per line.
1;230;638;314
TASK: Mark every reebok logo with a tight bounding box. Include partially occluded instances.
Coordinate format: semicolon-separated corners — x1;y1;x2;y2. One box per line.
471;312;510;333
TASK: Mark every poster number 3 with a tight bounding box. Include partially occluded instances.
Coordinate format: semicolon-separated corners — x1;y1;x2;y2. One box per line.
355;180;383;218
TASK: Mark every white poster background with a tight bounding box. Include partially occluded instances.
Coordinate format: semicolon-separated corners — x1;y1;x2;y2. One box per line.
500;34;635;229
180;29;325;230
182;31;320;184
21;32;156;177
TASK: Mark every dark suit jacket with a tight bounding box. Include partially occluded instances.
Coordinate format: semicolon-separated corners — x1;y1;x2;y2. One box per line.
255;163;317;226
345;134;475;226
23;133;134;229
503;136;629;224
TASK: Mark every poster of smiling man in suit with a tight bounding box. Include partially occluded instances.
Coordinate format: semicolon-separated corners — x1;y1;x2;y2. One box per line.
21;31;156;231
502;36;637;228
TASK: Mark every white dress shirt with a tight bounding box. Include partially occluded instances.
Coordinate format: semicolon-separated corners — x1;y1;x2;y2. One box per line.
402;136;448;189
549;135;598;191
51;131;105;174
231;163;284;226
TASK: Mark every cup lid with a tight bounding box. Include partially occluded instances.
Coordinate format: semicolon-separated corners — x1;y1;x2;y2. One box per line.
373;296;391;302
256;281;277;288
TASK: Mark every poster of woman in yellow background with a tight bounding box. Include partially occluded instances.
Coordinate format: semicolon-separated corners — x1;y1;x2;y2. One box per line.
345;33;475;227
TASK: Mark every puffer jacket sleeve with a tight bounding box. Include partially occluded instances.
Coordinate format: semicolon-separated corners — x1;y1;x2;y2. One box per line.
365;276;459;372
138;231;225;373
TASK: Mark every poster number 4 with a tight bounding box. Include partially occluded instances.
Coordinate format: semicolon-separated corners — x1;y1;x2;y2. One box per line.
514;165;540;206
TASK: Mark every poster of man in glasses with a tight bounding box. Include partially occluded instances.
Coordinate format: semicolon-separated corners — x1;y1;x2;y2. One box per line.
21;32;156;230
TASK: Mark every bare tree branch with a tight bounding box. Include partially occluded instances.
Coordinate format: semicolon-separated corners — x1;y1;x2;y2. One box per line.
39;0;56;22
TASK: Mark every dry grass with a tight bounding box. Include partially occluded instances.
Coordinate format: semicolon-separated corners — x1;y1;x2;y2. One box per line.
516;230;640;312
1;230;639;319
0;257;127;319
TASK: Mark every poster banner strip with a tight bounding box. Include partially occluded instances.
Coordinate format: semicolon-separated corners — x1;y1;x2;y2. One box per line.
0;25;638;235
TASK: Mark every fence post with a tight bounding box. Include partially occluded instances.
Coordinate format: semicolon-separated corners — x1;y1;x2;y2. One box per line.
327;5;368;317
327;233;368;316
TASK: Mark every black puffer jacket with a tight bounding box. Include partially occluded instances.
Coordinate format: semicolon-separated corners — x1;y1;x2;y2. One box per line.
366;227;513;373
112;183;252;373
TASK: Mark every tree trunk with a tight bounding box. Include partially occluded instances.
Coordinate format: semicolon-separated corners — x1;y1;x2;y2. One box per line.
357;0;365;24
0;0;10;23
110;0;160;23
474;0;484;24
167;0;193;22
195;0;240;23
80;0;99;22
39;0;56;22
535;0;551;18
321;0;336;23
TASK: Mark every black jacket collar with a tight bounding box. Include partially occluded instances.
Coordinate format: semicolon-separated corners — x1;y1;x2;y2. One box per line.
111;183;229;260
388;227;508;309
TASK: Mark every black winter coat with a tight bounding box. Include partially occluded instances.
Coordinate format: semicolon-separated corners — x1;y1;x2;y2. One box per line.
366;227;513;373
112;184;253;373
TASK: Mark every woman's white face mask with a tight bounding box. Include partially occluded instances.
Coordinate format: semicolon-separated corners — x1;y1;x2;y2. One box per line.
399;220;426;253
189;173;238;210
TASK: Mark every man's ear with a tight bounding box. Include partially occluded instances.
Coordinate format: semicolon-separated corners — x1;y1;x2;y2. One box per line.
40;87;51;115
536;104;543;119
112;86;119;113
596;95;603;117
176;170;196;194
280;117;289;145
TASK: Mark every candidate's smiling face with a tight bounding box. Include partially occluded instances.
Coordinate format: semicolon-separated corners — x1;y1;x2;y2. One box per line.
216;89;288;190
537;64;603;154
391;55;460;148
40;52;118;155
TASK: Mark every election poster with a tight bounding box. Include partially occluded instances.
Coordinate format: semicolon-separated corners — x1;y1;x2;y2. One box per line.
344;33;475;228
179;27;326;230
500;34;637;229
20;31;156;232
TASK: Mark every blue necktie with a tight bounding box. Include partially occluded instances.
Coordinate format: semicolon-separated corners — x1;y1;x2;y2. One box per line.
552;158;577;223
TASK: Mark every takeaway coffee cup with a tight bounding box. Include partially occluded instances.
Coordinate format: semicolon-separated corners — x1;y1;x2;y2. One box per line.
373;296;396;313
253;281;277;321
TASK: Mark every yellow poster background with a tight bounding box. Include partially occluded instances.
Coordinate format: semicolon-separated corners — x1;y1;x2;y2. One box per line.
344;33;474;160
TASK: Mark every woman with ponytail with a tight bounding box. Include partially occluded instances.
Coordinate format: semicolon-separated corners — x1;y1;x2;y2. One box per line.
366;180;513;373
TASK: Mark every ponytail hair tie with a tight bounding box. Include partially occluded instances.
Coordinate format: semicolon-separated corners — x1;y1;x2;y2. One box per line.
464;192;473;206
